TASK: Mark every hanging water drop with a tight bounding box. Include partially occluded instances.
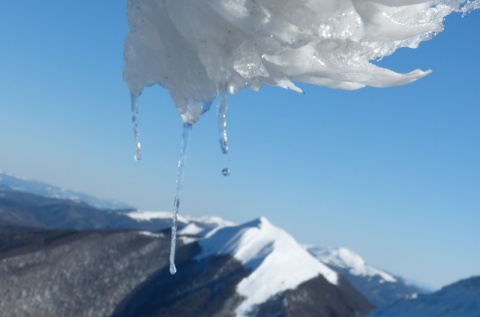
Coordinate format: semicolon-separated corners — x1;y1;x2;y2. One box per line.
131;94;142;161
222;167;230;176
169;122;193;275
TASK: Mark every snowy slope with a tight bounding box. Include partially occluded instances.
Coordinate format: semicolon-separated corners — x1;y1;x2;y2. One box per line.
0;171;132;210
198;217;338;316
308;246;424;307
309;246;396;282
366;276;480;317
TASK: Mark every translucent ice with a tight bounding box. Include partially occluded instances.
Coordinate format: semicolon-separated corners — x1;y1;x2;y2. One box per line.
216;92;228;155
170;123;192;274
130;95;142;161
124;0;479;124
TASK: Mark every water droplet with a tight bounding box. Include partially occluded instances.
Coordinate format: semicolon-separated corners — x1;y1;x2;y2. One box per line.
222;167;230;176
133;142;141;161
169;263;177;275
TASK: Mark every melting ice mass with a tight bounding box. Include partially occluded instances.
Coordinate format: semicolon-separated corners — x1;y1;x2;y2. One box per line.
123;0;479;273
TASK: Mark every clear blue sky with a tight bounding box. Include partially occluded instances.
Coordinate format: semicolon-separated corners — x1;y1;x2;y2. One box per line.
1;1;479;290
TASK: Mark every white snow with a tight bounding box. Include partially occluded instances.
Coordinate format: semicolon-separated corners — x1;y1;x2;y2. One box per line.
183;215;235;228
126;210;233;239
198;217;338;316
178;223;204;236
126;210;186;222
124;0;479;124
309;246;397;282
137;231;164;238
177;223;206;244
126;209;234;228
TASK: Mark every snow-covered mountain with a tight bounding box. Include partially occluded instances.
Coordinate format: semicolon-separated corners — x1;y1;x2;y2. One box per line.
0;214;372;317
366;276;480;317
308;246;426;307
197;217;339;316
2;183;474;317
116;216;372;317
0;177;443;316
0;171;132;210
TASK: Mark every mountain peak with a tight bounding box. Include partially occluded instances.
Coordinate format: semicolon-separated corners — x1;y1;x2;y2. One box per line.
237;216;271;230
198;216;338;316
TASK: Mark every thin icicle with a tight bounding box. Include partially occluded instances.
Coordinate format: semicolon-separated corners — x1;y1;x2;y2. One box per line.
169;123;193;275
216;92;228;155
131;94;141;161
169;196;179;274
216;92;230;176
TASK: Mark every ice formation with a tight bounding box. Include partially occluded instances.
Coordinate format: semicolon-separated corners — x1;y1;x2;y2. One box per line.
124;0;479;124
123;0;479;273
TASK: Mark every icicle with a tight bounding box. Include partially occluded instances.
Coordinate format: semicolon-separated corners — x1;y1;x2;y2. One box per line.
216;91;228;154
131;94;141;161
169;122;193;275
169;196;179;275
216;91;230;176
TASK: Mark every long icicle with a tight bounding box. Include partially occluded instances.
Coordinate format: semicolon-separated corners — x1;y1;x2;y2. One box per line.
169;122;193;275
217;92;230;176
131;94;142;161
217;91;228;155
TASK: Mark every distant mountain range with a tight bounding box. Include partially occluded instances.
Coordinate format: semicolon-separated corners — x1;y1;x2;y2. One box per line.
0;171;132;210
0;174;476;317
365;276;480;317
0;191;371;316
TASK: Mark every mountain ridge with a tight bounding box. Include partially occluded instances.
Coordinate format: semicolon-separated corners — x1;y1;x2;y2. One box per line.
1;174;471;316
197;217;341;315
308;245;426;307
0;171;132;210
366;276;480;317
0;218;372;317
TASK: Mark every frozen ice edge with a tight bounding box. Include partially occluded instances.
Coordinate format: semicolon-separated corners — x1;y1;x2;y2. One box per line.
124;0;478;125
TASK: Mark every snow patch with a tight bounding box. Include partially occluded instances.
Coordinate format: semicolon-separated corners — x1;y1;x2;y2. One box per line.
178;223;204;236
126;210;186;223
182;215;235;229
